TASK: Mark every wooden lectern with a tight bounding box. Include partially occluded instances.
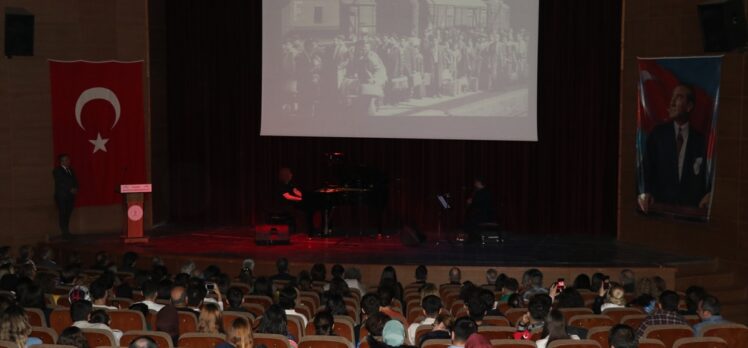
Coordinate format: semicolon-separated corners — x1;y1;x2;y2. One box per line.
120;184;151;244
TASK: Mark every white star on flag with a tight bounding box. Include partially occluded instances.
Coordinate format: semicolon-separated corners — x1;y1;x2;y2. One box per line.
89;132;109;153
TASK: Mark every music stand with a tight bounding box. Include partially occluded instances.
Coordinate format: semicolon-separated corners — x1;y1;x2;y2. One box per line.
434;194;451;245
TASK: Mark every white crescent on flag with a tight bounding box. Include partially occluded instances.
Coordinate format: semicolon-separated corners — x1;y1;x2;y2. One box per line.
74;87;121;130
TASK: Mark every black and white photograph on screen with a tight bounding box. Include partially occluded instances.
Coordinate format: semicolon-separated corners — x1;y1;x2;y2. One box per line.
272;0;534;118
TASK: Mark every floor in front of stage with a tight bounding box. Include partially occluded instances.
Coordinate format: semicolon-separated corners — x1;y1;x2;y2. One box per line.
52;226;706;268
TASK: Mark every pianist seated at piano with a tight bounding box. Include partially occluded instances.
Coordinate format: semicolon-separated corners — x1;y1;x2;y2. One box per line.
277;167;318;236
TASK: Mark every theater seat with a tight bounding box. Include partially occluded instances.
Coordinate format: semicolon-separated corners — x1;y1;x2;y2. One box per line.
585;326;611;348
178;310;198;334
643;324;694;348
601;307;643;324
477;326;516;340
483;316;511;327
50;308;72;334
20;345;78;348
672;336;728;348
567;315;615;330
120;330;175;347
0;341;17;348
299;335;353;348
489;339;537;348
619;314;646;329
80;328;117;348
178;332;227;348
546;339;601;348
25;308;47;327
559;307;594;324
637;338;666;348
222;311;254;332
31;326;59;344
414;325;433;346
700;323;748;348
422;338;452;348
108;309;147;332
254;333;292;348
504;308;527;326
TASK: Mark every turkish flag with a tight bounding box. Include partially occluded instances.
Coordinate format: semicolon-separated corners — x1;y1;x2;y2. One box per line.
50;61;146;206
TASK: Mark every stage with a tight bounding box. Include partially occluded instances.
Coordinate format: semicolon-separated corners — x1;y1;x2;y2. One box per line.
50;226;705;287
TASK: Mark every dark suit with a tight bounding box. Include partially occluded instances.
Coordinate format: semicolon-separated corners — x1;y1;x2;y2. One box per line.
53;166;78;235
644;122;709;207
465;188;497;232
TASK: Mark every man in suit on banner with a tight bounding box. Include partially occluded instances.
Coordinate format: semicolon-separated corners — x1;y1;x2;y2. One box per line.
639;84;711;213
53;154;78;238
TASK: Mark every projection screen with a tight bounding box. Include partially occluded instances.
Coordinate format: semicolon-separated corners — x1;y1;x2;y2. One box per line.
261;0;539;141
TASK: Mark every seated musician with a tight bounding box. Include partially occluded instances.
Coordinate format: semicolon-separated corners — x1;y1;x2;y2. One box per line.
464;176;497;242
277;167;317;236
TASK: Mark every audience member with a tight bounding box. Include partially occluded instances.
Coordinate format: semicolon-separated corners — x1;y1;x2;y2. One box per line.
257;304;298;348
280;286;308;328
90;279;117;310
135;280;164;312
198;302;225;334
635;290;688;339
418;314;452;347
129;303;151;330
535;309;578;348
313;310;335;336
57;326;90;348
0;305;43;347
407;295;442;344
83;308;123;345
464;333;491;348
573;274;591;291
693;295;731;336
170;286;197;314
449;317;478;348
506;293;523;309
447;267;461;285
555;288;585;309
608;325;636;348
682;286;707;316
270;258;295;283
379;266;404;304
155;304;180;344
344;267;366;293
378;285;407;325
120;252;139;273
382;320;406;347
466;296;488;326
35;246;60;271
499;278;519;302
128;336;157;348
600;285;626;312
414;265;428;285
620;269;636;294
485;269;498;287
310;263;327;283
218;317;254;348
226;287;248;313
516;294;552;334
521;269;547;303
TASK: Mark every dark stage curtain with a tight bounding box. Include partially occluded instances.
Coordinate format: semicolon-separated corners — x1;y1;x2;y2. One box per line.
161;0;621;236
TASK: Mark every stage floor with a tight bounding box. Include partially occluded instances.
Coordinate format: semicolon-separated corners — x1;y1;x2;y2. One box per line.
53;226;705;268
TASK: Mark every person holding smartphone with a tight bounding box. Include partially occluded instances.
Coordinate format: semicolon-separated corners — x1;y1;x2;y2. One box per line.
591;276;611;314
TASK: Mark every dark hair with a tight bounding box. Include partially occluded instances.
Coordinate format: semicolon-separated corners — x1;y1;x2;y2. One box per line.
422;295;442;316
542;309;570;344
453;317;478;342
279;286;297;310
311;264;326;282
314;310;335;335
573;274;591;290
60;265;81;284
608;324;637;348
129;303;149;319
527;269;543;288
253;277;272;297
203;265;222;281
187;284;207;307
685;286;707;313
478;289;495;311
377;285;395;307
364;312;390;336
379;266;398;284
325;293;347;316
591;273;606;292
276;258;289;274
157;279;173;300
257;305;289;336
122;252;138;268
700;295;721;315
528;294;552;321
467;296;488;321
415;265;428;281
89;309;110;325
89;280;108;301
556;288;585;309
361;293;381;315
227;287;245;309
58;326;90;348
659;290;680;312
331;264;344;278
328;277;351;297
502;278;519;292
70;300;93;322
18;284;46;310
507;293;523;308
141;280;158;298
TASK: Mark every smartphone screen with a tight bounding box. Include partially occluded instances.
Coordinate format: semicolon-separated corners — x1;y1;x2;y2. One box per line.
557;278;565;291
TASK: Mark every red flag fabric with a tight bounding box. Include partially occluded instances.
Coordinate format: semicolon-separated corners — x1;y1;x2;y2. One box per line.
50;61;146;206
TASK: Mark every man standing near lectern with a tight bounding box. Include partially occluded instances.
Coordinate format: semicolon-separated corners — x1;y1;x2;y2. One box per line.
53;154;78;238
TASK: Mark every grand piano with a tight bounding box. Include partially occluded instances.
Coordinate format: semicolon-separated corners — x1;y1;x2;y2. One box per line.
305;157;388;236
